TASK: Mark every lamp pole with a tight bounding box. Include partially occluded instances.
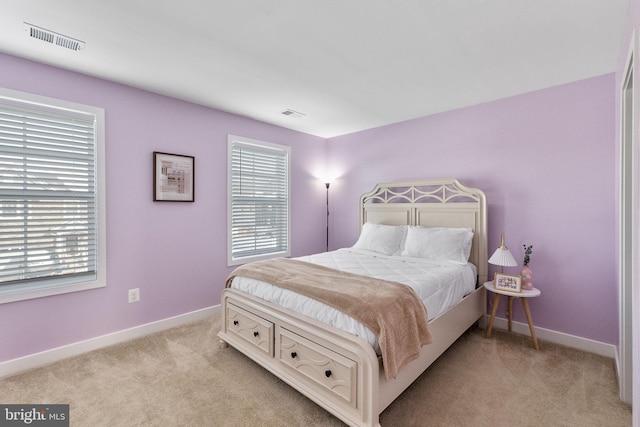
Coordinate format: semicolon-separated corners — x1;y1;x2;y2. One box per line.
325;182;330;251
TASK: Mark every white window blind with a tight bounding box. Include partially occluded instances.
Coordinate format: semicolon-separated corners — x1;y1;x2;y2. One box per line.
0;93;98;290
228;135;290;265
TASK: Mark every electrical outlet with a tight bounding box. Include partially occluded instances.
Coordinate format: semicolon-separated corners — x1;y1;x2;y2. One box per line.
128;288;140;303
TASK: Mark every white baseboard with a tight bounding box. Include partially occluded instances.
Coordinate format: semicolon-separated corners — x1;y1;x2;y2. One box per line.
0;305;220;379
490;317;616;358
1;308;616;379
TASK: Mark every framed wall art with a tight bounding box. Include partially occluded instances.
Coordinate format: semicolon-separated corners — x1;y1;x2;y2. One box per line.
153;152;195;202
494;272;522;293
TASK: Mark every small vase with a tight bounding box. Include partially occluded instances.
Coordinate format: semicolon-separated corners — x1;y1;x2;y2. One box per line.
521;265;534;290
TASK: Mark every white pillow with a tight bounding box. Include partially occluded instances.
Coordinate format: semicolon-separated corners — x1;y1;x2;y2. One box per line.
352;223;407;255
401;226;474;264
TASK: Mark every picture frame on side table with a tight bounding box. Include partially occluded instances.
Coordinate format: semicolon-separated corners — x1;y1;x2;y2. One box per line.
494;272;522;293
153;152;195;202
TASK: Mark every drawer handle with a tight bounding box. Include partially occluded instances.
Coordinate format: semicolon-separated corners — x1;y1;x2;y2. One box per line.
325;370;332;378
291;352;297;359
253;331;259;337
233;320;238;326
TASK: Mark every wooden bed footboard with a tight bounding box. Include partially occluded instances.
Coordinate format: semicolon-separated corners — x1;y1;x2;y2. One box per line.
218;288;381;427
217;285;485;427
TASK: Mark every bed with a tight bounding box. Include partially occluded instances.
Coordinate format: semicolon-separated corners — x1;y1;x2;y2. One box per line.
218;178;488;427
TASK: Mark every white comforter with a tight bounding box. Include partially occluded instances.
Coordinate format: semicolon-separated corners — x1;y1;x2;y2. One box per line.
230;248;477;351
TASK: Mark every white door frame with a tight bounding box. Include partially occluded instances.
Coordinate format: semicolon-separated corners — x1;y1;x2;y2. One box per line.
619;27;637;407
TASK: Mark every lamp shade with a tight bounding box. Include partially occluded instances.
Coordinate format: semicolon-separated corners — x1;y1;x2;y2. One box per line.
488;247;518;267
488;233;518;267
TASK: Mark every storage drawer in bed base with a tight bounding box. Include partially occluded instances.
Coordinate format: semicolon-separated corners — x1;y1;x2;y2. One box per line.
278;327;357;408
225;302;274;356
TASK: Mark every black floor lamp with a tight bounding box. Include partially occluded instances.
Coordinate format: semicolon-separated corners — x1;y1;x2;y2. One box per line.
325;182;330;251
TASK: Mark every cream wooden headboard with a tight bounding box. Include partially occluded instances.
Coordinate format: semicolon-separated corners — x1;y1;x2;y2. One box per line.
360;178;488;284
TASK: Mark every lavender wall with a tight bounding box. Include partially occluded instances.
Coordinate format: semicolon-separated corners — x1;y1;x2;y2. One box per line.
0;53;327;362
0;51;620;363
327;74;617;344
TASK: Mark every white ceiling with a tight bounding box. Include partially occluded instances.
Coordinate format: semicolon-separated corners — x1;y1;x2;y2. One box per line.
0;1;630;138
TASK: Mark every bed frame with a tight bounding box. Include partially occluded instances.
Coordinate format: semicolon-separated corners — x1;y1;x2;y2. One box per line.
218;178;487;427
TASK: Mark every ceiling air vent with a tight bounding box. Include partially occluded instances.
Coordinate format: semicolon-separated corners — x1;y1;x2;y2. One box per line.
24;23;85;52
280;109;306;118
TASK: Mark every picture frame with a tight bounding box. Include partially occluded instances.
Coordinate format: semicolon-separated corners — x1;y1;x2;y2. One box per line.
153;152;195;202
494;272;522;293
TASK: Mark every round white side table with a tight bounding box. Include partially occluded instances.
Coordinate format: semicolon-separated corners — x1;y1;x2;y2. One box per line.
484;281;541;350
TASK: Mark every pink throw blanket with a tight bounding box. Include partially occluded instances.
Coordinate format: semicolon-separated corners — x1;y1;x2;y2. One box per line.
226;257;432;380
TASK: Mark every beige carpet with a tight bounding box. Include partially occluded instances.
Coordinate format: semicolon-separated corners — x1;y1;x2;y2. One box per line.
0;315;631;426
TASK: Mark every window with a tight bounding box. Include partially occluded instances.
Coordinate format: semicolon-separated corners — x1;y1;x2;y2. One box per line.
228;135;290;266
0;88;106;303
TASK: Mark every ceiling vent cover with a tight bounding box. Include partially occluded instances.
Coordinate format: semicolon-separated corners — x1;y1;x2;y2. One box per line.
280;109;306;118
24;23;85;52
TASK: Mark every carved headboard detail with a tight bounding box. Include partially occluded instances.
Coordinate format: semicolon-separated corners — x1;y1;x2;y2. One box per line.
360;178;487;284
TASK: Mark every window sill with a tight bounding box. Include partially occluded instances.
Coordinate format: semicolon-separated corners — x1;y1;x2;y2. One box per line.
0;279;105;304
